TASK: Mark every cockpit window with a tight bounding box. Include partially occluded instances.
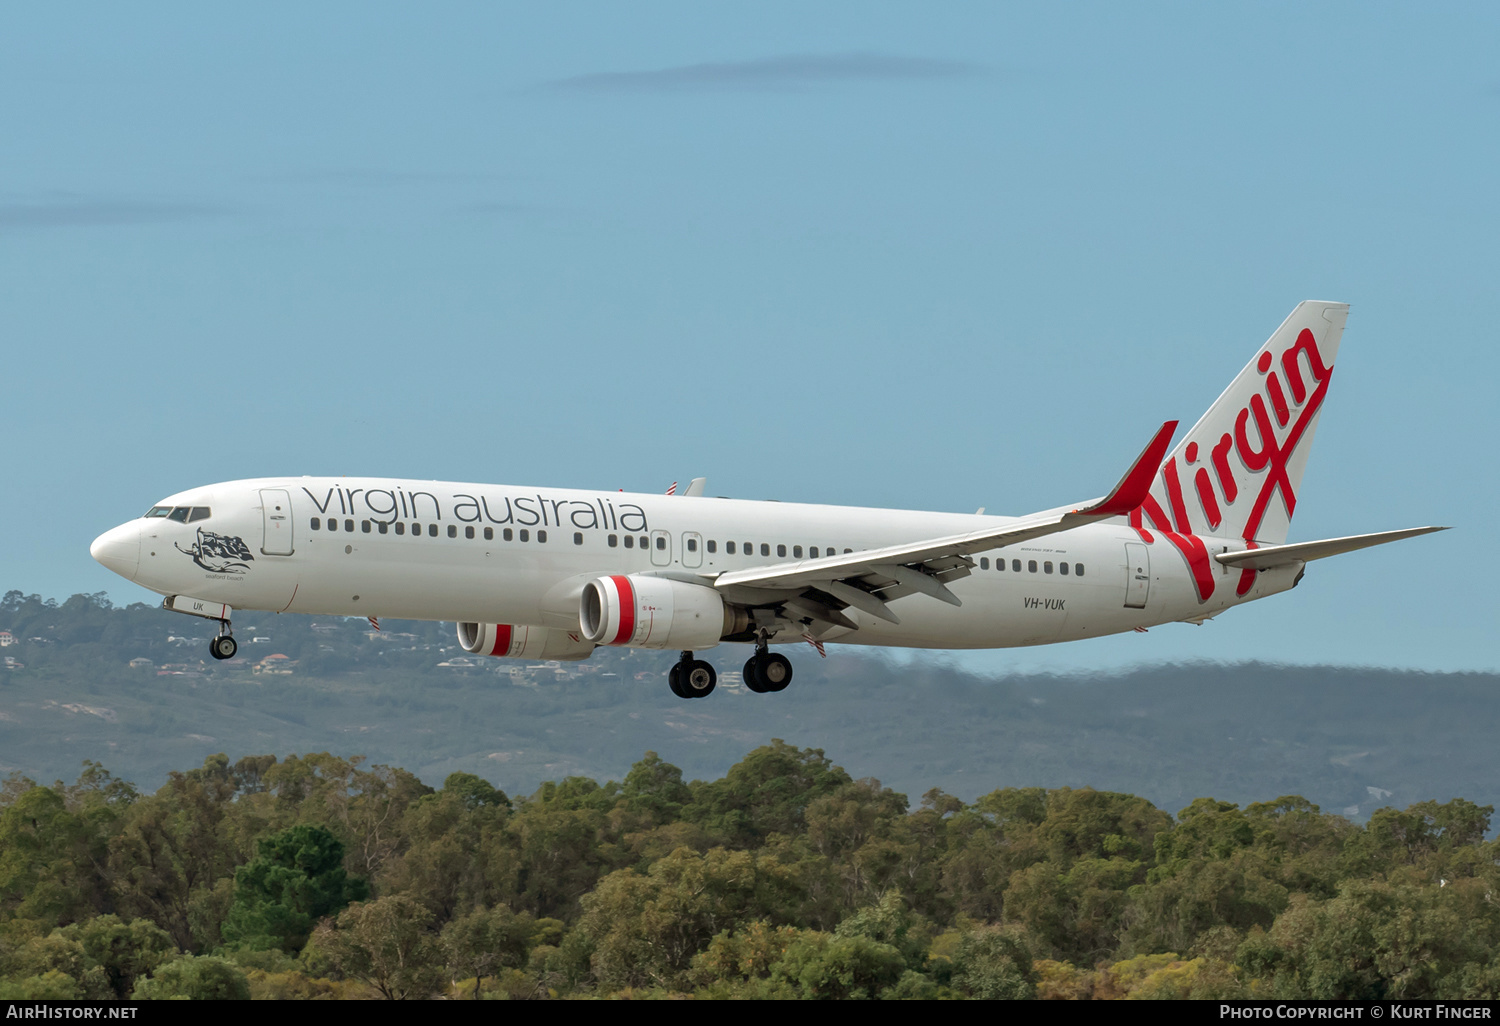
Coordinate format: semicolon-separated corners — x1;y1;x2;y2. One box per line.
168;507;190;523
188;507;211;523
145;506;172;518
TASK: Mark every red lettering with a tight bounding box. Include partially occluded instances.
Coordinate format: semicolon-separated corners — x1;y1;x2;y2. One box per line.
1161;458;1193;533
1235;395;1276;471
1266;371;1290;427
1211;433;1238;503
1280;328;1328;405
1194;467;1222;530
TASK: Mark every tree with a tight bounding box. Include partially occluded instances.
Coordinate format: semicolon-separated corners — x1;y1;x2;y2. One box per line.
131;954;250;1000
221;824;367;953
442;904;536;998
314;895;446;1000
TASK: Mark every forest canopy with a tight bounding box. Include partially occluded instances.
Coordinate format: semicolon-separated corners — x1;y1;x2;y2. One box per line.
2;744;1497;1000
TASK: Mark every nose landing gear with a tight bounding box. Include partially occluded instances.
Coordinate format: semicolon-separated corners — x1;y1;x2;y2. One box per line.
209;621;237;661
668;651;716;699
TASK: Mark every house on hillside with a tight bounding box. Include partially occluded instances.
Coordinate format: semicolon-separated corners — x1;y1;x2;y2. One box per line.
254;654;296;675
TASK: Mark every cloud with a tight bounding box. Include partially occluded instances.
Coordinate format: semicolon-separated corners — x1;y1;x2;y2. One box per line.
544;52;979;94
0;197;231;230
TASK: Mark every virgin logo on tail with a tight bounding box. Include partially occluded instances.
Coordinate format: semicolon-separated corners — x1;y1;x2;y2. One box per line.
1130;317;1337;602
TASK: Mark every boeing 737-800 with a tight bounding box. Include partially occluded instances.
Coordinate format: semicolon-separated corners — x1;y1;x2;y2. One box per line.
91;302;1444;698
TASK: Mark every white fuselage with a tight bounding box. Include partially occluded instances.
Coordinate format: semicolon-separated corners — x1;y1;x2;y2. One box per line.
92;476;1299;653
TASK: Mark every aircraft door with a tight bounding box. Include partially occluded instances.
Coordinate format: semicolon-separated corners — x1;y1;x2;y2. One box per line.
650;530;672;567
681;531;703;569
1123;542;1149;608
260;489;295;556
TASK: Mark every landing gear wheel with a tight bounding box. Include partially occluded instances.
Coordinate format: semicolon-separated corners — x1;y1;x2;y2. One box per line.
667;663;689;699
210;635;237;661
759;653;793;692
682;659;716;698
745;652;792;692
744;656;770;693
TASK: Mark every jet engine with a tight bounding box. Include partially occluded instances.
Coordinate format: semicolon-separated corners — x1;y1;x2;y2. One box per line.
456;622;595;661
579;575;746;651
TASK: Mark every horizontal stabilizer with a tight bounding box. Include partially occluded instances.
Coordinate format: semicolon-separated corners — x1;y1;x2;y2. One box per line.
1213;526;1449;570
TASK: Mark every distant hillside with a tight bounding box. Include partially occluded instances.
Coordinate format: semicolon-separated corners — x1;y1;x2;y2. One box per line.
1;590;1494;820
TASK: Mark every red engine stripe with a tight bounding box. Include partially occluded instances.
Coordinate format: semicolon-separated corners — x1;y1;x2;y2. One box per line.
610;575;635;645
491;624;513;657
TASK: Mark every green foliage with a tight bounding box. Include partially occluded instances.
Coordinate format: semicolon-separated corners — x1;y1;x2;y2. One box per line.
312;895;446;1000
57;915;177;1000
221;824;367;953
132;953;251;1000
4;733;1500;1001
949;926;1037;1000
685;740;853;846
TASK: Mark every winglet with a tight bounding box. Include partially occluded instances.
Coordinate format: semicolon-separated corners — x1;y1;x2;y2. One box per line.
1077;420;1178;517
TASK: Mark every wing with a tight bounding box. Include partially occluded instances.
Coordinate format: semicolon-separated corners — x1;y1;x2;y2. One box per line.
712;420;1178;629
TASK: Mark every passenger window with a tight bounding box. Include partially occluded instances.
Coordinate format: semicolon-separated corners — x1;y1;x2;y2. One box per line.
503;528;513;541
429;524;438;537
1060;561;1069;575
311;518;321;530
1028;560;1037;573
1012;559;1021;572
483;527;493;540
347;519;356;533
980;557;990;569
189;507;211;522
726;541;735;554
777;544;787;557
378;522;389;535
168;507;190;523
640;536;648;549
655;536;665;550
519;529;529;542
761;544;770;556
465;526;475;539
327;519;337;532
395;522;405;536
362;520;371;533
1044;561;1053;574
574;532;584;545
687;538;697;552
624;535;634;548
412;523;421;536
844;548;852;554
608;534;618;547
537;530;547;543
707;540;717;553
793;546;803;558
447;525;457;538
810;547;819;558
1076;563;1084;577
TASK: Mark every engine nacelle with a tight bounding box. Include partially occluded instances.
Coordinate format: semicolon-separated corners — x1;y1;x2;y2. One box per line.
580;575;735;651
456;622;595;662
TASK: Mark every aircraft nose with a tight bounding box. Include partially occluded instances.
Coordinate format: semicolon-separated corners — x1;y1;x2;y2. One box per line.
91;522;141;581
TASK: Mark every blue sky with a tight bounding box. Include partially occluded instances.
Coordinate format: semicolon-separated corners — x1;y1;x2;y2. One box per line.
2;2;1493;673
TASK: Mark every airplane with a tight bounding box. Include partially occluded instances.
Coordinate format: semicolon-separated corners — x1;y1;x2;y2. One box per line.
90;302;1445;699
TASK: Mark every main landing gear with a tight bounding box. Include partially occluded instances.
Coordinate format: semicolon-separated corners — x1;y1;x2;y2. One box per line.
209;621;237;661
668;651;717;699
744;634;792;694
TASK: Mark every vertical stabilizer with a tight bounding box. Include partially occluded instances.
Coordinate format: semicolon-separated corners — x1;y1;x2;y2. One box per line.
1135;301;1348;548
